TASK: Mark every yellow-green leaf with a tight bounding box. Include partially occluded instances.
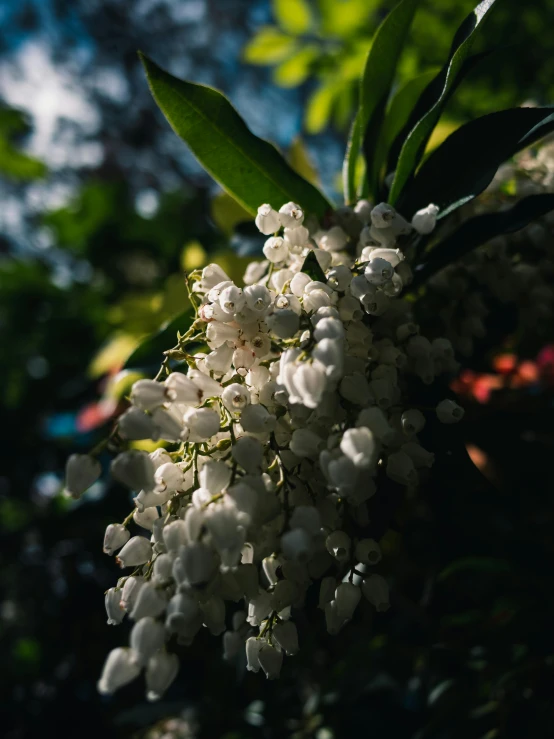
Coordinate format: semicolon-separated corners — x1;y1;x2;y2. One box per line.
273;0;312;35
273;46;318;88
243;26;296;65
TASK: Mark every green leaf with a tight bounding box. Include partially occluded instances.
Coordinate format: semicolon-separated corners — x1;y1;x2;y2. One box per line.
123;307;195;370
273;46;318;87
242;27;296;65
305;79;341;134
360;0;420;200
343;114;362;205
273;0;312;35
140;54;331;219
301;250;327;282
288;136;320;187
342;0;419;204
411;194;554;289
400;107;554;220
389;0;497;204
374;69;438;185
386;50;493;176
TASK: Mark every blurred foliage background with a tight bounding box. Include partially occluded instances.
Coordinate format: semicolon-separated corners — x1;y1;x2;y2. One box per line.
2;1;554;738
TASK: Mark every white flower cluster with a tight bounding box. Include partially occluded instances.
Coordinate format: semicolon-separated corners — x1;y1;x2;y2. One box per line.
65;198;464;699
421;144;554;357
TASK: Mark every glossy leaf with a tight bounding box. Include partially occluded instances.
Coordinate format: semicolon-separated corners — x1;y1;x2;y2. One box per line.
140;54;331;218
389;0;497;204
400;107;554;219
343;0;419;203
123;307;195;370
374;68;438;187
412;194;554;289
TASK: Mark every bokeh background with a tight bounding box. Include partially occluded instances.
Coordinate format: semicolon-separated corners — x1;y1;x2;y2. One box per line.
3;1;554;737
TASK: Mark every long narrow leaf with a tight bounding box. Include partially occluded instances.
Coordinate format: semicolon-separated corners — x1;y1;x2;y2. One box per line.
411;194;554;289
399;107;554;219
342;0;419;204
388;0;496;205
140;53;331;218
342;114;362;205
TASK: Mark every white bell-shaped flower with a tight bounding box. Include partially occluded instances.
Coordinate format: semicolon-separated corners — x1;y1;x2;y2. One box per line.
64;454;101;498
232;436;263;473
255;204;281;235
279;201;304;227
240;403;276;433
116;535;152;569
436;398;465;423
130;379;167;411
97;647;141;695
325;530;351;561
258;643;284;679
386;450;418;486
335;582;361;621
146;652;179;701
222;383;251;413
118;407;158;440
111;450;156;492
340;427;377;469
130;582;167;621
105;587;125;625
245;636;265;672
263;236;289;263
355;538;382;565
412;203;439;234
103;524;130;556
183;407;220;441
130;616;165;665
362;574;390;611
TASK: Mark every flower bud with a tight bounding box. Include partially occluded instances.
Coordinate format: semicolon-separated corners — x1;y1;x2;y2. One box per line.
362;574;390;611
258;643;284;679
163;520;189;551
116;535;152;568
111;450;155;492
411;203;439;234
146;652;179;701
355;538;381;565
130;616;165;665
325;530;350;561
436;399;465;424
290;272;311;296
152;552;174;584
97;647;141;695
256;204;281;235
103;524;130;556
130;379;167;411
319;225;347;252
64;453;101;498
